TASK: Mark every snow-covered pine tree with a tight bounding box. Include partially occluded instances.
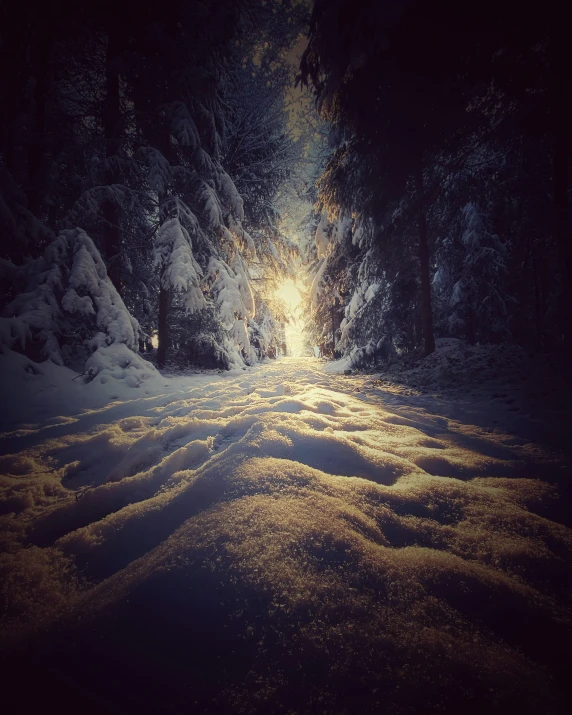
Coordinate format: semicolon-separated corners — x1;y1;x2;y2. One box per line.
440;203;511;343
0;227;155;385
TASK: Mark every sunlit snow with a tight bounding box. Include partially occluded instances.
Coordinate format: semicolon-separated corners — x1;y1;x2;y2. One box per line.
1;355;571;713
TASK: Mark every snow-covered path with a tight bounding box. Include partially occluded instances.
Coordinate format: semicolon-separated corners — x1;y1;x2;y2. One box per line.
1;358;571;714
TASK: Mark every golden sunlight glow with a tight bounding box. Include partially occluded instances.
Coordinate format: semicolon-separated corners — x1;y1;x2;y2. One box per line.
276;279;306;357
276;279;303;312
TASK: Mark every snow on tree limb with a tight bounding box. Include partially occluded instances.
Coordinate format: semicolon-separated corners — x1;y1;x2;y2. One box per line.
1;228;141;364
207;256;253;330
154;218;205;314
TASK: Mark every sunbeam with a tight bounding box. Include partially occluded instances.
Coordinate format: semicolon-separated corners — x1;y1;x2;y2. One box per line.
275;279;307;357
275;278;303;312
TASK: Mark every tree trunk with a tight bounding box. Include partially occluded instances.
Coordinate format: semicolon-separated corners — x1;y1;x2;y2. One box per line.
332;297;340;353
550;22;571;352
157;283;170;369
102;26;123;295
26;30;50;217
415;157;435;355
135;89;176;368
467;305;476;346
153;121;176;370
534;252;544;352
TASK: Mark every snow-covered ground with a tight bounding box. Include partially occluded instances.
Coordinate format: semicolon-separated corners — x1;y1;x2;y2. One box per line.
335;338;572;450
1;352;571;714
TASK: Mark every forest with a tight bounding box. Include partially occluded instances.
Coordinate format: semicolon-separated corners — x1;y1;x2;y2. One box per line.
1;2;571;715
0;0;310;375
1;0;570;377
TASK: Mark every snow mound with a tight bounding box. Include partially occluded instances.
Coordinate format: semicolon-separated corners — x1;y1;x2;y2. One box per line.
0;348;163;435
84;342;158;388
1;228;141;369
377;339;527;393
1;359;570;714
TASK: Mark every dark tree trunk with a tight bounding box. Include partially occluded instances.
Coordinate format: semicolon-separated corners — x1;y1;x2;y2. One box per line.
26;30;50;217
413;305;423;348
467;305;476;346
550;22;571;352
332;297;340;352
133;83;175;368
153;123;175;370
102;27;123;295
2;114;19;184
415;157;435;355
157;284;171;369
534;252;544;352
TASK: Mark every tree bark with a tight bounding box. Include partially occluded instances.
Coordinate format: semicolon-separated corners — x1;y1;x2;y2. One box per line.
151;120;176;370
26;29;50;217
550;22;571;353
534;252;544;352
332;297;340;353
467;305;476;346
157;284;171;369
133;81;176;368
415;157;435;355
102;26;123;295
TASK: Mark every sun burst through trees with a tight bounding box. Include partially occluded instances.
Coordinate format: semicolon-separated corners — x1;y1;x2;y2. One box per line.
276;279;307;357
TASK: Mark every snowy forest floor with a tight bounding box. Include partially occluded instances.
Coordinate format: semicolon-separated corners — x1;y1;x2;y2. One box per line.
347;338;572;452
1;351;572;714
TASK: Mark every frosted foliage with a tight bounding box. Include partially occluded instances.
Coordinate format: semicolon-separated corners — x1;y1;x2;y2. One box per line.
222;226;234;246
344;280;379;324
228;216;256;258
432;266;446;290
200;183;224;228
450;280;463;308
231;256;255;317
332;213;352;244
339;319;351;351
267;234;280;260
312;214;353;313
242;228;256;257
221;335;247;369
462;202;485;248
364;282;379;303
208;257;252;330
1;229;139;363
155;218;205;313
68;244;105;291
218;168;245;222
337;276;386;358
68;185;127;227
64;232;139;349
316;213;352;258
138;147;172;195
310;257;328;310
61;287;95;316
1;283;64;364
232;318;250;351
347;285;363;320
169;101;199;150
42;237;68;285
352;217;372;248
84;342;157;387
315;212;331;259
439;202;510;336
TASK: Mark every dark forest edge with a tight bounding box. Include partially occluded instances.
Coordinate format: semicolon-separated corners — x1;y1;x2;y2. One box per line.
1;0;571;383
0;0;309;379
301;0;571;366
